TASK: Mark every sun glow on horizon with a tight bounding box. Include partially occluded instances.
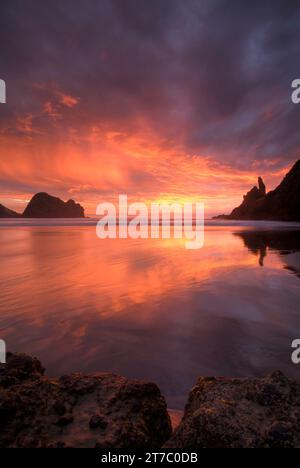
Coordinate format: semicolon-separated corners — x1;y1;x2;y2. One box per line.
0;97;294;218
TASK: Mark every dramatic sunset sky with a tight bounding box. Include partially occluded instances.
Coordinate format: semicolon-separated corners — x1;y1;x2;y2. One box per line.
0;0;300;216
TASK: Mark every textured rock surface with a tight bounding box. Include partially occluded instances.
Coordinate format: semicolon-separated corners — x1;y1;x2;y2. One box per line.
2;354;299;448
0;353;172;448
165;371;300;448
214;159;300;221
23;192;85;218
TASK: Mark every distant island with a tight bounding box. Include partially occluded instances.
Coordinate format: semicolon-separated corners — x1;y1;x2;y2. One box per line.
0;193;85;218
0;204;21;218
214;159;300;222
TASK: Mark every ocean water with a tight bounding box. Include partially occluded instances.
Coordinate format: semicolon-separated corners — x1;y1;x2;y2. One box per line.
0;219;300;409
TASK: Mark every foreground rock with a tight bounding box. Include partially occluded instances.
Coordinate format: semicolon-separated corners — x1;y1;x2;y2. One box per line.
0;353;171;448
23;192;85;218
166;372;300;448
2;354;299;448
214;159;300;221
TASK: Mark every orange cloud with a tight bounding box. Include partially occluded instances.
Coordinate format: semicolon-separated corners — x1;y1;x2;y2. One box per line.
0;118;287;217
56;92;79;108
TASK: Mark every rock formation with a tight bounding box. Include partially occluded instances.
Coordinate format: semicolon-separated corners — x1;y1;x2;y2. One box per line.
0;353;171;448
1;353;300;448
0;204;21;218
166;372;300;448
23;193;85;218
229;176;267;219
214;159;300;221
258;176;266;197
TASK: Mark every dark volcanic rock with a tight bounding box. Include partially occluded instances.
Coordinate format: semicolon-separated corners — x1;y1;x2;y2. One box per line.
23;192;85;218
214;159;300;221
264;159;300;221
0;204;21;218
258;176;266;197
0;354;171;448
0;352;44;388
229;177;267;220
165;372;300;448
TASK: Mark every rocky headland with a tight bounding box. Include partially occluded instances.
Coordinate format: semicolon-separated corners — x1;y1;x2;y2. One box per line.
0;204;21;218
166;372;300;448
23;193;85;218
1;353;300;448
214;159;300;221
0;193;85;219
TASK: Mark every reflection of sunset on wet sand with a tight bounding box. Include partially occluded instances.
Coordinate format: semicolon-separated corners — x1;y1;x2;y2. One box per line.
1;222;300;408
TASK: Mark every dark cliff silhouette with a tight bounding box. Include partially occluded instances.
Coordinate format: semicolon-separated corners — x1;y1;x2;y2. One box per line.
0;204;21;218
0;193;85;218
214;160;300;221
23;193;85;218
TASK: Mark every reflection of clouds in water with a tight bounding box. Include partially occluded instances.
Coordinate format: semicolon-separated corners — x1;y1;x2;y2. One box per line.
1;225;300;409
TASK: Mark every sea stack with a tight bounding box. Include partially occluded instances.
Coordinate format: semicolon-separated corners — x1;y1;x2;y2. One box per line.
23;193;85;218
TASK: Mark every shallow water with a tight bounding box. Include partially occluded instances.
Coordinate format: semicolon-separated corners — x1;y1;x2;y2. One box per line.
0;220;300;409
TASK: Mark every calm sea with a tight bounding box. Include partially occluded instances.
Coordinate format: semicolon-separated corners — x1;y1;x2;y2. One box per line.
1;219;300;409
